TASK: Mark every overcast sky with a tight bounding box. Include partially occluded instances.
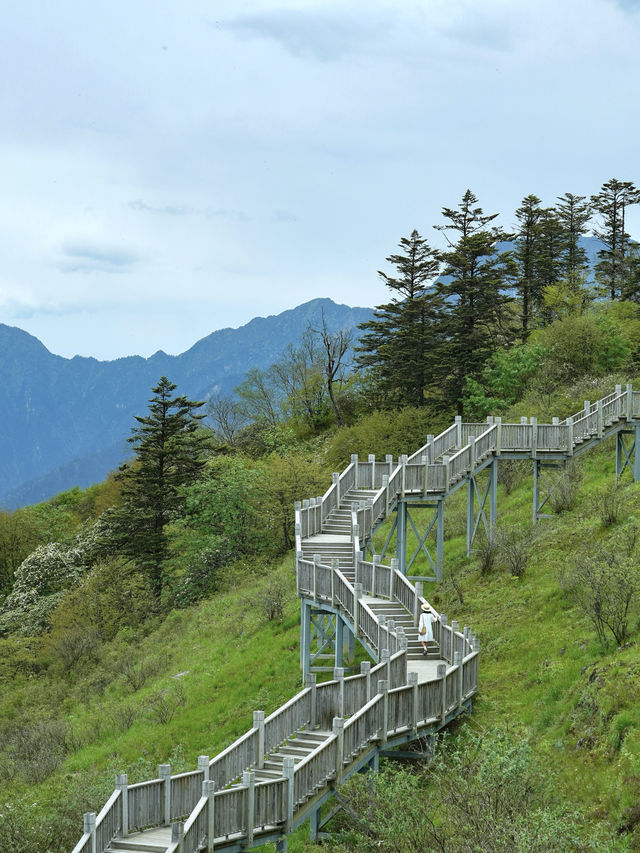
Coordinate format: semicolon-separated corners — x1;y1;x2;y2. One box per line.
1;0;639;360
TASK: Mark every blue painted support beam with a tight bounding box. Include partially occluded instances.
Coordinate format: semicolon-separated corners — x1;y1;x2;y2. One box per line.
301;600;311;680
635;425;640;483
489;458;497;530
436;499;444;582
335;616;344;668
466;476;474;556
396;501;407;573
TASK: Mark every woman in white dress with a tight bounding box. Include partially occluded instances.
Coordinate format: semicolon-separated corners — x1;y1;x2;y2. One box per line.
418;603;438;656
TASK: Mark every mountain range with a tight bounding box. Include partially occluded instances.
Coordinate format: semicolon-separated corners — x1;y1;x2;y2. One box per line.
0;298;372;508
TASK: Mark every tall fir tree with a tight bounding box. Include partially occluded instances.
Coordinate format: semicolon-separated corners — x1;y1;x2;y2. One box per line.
356;229;441;407
114;376;207;595
514;194;543;340
591;178;640;299
556;192;591;286
434;190;517;412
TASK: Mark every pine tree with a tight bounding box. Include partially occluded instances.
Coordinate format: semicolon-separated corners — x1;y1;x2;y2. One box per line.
556;192;591;286
114;377;207;595
356;230;441;408
434;190;517;412
591;178;640;299
533;207;565;322
514;194;543;340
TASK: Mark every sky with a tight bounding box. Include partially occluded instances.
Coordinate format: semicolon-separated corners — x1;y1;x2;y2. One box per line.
1;0;639;361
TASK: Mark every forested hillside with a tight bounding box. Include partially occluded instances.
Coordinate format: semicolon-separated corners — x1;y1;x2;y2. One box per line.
3;178;640;851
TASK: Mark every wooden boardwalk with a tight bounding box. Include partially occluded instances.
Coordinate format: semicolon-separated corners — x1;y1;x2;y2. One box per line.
72;384;640;853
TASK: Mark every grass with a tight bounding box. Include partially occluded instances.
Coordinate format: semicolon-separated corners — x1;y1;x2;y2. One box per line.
4;432;640;849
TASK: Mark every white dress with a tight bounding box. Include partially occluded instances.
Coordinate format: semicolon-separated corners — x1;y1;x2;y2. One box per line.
418;611;435;642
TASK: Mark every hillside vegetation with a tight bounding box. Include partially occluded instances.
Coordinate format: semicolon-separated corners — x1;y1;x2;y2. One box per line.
4;180;640;850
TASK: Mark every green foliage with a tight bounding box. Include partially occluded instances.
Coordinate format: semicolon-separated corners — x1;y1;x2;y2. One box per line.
112;376;208;595
463;344;546;418
328;729;609;852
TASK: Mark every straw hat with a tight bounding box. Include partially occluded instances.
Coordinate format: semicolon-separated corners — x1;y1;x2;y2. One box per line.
421;603;431;611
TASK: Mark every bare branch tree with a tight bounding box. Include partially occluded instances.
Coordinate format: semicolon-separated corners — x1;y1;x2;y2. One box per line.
310;310;352;427
206;394;248;446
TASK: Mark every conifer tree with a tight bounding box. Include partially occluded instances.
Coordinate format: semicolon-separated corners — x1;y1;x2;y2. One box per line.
356;230;441;408
591;178;640;299
114;376;207;595
434;190;517;411
556;192;591;285
514;194;543;339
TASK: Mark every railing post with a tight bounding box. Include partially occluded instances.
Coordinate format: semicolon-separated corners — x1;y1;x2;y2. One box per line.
469;437;476;473
427;434;434;464
253;711;265;768
171;821;184;853
627;383;633;421
382;474;389;516
334;666;345;718
597;400;604;438
354;582;362;640
414;581;423;627
159;764;171;825
378;680;389;745
438;664;447;724
381;648;390;685
333;717;345;785
439;613;448;660
83;812;97;853
351;453;359;487
390;558;397;600
204;779;216;853
567;417;574;455
369;453;376;488
408;671;419;737
378;613;386;657
313;554;320;601
530;417;537;459
442;455;451;488
361;661;372;702
454;651;463;708
116;774;128;838
354;551;361;586
455;415;462;447
387;619;396;655
372;555;380;597
284;755;295;835
494;416;502;455
332;472;340;506
198;755;210;782
243;770;255;847
305;672;317;727
330;557;338;607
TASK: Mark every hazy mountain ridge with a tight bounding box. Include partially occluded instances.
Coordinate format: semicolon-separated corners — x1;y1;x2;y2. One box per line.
0;299;372;508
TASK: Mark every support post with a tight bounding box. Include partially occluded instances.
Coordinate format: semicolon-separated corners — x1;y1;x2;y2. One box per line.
361;661;371;702
309;808;319;843
333;716;345;785
198;755;210;781
466;475;474;556
489;458;497;530
158;764;171;825
334;617;344;668
436;500;444;581
171;821;184;853
532;459;539;524
390;558;398;599
635;425;640;483
115;774;128;838
408;671;418;737
396;502;407;572
567;417;574;456
372;554;380;597
305;672;317;727
495;416;502;455
284;756;295;835
253;711;265;768
381;648;390;686
353;582;362;641
378;680;389;745
530;416;537;459
413;581;423;627
627;383;633;421
454;651;463;709
204;779;216;853
243;770;255;847
83;812;97;853
301;600;310;680
438;664;447;724
334;667;345;718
